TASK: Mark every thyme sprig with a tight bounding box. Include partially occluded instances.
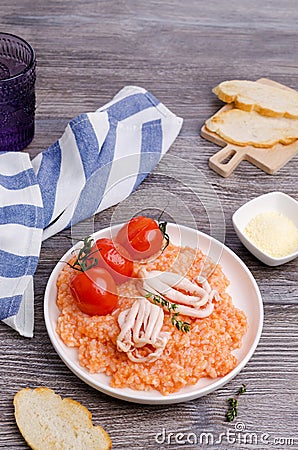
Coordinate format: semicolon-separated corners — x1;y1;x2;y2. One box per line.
171;312;191;333
145;292;190;333
238;384;247;395
226;384;247;422
64;236;99;272
226;398;238;422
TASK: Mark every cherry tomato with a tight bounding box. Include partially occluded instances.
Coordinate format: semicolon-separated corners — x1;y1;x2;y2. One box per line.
70;267;118;316
115;216;164;261
91;238;133;284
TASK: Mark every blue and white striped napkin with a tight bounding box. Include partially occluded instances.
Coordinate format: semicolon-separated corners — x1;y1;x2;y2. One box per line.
0;86;183;337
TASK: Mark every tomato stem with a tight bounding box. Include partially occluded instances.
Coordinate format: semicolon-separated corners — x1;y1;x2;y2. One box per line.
60;260;82;271
62;236;102;272
158;221;170;252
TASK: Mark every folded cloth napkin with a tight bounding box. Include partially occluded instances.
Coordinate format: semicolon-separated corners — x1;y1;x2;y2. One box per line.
0;86;183;337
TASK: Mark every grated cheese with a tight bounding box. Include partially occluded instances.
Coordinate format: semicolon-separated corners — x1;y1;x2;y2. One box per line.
244;211;298;258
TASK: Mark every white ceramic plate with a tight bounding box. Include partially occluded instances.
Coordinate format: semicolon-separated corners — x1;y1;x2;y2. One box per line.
44;223;263;405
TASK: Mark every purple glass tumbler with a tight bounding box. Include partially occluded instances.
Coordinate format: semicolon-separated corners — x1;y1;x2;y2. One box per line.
0;33;36;152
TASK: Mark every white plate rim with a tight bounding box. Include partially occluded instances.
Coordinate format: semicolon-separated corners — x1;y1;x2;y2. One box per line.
44;223;263;405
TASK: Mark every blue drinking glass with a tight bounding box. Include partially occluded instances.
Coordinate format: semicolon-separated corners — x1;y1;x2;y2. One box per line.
0;33;36;152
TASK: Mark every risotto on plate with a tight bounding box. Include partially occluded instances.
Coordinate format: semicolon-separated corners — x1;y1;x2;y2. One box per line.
56;243;248;396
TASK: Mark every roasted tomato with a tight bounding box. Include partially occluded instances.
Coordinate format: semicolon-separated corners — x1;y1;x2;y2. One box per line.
70;267;118;316
115;216;164;261
91;238;133;284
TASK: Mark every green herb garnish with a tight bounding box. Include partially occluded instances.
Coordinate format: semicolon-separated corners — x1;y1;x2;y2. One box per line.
238;384;247;395
226;384;247;422
226;398;238;422
171;312;191;333
145;292;190;333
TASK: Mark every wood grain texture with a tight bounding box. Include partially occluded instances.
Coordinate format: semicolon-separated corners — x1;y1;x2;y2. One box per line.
0;0;298;449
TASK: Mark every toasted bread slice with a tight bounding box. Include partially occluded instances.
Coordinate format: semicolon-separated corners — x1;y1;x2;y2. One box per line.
213;80;298;118
14;388;112;450
205;109;298;147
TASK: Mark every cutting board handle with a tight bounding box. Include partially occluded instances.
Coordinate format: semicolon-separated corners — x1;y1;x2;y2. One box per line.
209;145;246;178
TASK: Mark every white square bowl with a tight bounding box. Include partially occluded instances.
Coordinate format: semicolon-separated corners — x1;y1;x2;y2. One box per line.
232;192;298;266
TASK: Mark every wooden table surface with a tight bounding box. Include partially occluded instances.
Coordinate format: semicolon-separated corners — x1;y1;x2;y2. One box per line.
1;1;297;449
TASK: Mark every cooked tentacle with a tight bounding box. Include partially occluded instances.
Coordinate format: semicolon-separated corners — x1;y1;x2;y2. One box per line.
138;269;220;319
116;298;170;363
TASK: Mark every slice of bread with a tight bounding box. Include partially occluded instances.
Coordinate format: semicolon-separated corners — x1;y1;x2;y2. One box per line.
14;387;112;450
205;109;298;147
213;80;298;118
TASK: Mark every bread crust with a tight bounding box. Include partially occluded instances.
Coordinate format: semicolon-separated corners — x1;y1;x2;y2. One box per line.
14;387;112;450
213;80;298;119
205;109;298;148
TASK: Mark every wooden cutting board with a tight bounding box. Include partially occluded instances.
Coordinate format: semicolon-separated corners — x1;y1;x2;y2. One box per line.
201;78;298;177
